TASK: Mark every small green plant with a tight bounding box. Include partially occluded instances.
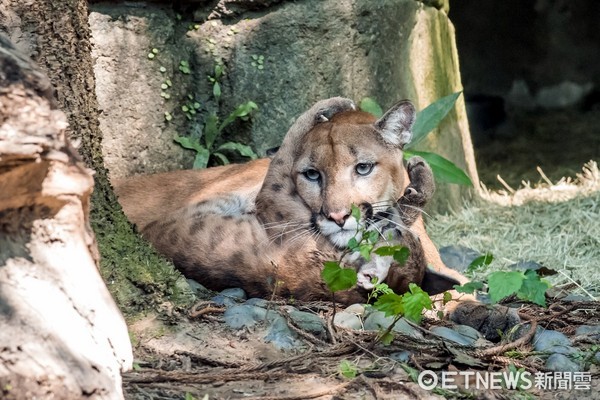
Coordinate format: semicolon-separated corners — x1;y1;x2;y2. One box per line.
251;54;265;70
338;360;359;379
174;101;259;169
179;60;191;74
455;261;551;307
360;93;472;186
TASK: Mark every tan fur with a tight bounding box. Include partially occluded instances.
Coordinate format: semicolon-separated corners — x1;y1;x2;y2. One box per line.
115;98;470;305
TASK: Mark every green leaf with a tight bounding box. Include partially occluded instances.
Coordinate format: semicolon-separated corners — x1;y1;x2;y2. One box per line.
203;113;219;149
219;101;258;132
404;150;472;186
217;142;258;160
487;271;525;303
453;281;484;294
215;64;223;79
401;283;432;323
409;91;462;148
350;204;361;221
373;292;404;317
373;245;401;257
347;237;359;251
321;261;357;292
212;152;230;166
379;331;395;345
366;230;379;244
339;360;358;379
517;269;550;307
173;135;201;152
466;253;494;274
359;244;372;261
442;291;453;305
393;247;410;265
359;97;383;118
213;82;221;99
192;147;211;169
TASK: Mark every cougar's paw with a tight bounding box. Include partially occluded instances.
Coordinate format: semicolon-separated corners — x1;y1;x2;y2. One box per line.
449;301;520;341
402;156;435;204
312;97;356;123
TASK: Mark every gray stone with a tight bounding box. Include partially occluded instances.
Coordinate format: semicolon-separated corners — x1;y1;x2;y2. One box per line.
507;260;544;271
223;305;268;329
389;350;412;363
363;312;422;338
212;287;247;306
595;352;600;364
545;354;581;373
563;293;591;302
186;279;211;297
333;311;363;330
345;304;366;316
430;326;476;346
244;298;270;308
575;325;600;340
264;315;300;350
452;324;482;341
439;245;481;273
288;310;325;335
534;330;576;355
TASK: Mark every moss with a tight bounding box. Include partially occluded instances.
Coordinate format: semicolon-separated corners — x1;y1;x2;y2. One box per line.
91;179;195;316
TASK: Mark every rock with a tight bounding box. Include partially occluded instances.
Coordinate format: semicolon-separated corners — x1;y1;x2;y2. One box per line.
223;305;268;329
595;352;600;364
545;354;581;373
363;312;422;338
533;330;576;355
439;245;481;273
575;325;600;340
333;311;363;330
244;298;270;308
389;350;412;363
507;260;543;271
430;326;476;346
345;303;367;316
264;315;300;350
186;279;211;297
452;324;482;342
288;310;325;335
212;288;247;307
449;303;520;341
562;293;590;302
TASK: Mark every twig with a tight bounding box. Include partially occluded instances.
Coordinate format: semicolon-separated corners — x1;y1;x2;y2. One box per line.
478;320;537;357
244;380;352;400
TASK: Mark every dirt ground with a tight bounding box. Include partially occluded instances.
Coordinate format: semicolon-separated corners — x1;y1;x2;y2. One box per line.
122;297;600;400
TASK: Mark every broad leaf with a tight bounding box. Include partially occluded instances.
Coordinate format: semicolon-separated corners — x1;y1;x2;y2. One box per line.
217;142;258;160
404;150;473;186
350;204;361;221
466;253;494;274
321;261;357;292
453;281;484;294
359;97;383;118
203;113;220;149
392;247;410;265
442;291;453;305
373;292;404;317
174;135;202;152
409;91;462;148
487;271;524;303
374;245;405;257
401;283;432;323
192;147;211;169
213;82;221;99
212;152;230;166
220;101;258;132
339;360;358;379
517;269;550;307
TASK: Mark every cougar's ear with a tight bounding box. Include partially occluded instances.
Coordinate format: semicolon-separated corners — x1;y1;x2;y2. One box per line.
374;100;416;148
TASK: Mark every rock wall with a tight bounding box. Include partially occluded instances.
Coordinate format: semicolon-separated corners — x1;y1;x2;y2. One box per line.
90;0;477;212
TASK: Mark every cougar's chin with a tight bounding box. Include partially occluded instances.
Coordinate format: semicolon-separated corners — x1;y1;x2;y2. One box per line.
318;216;362;249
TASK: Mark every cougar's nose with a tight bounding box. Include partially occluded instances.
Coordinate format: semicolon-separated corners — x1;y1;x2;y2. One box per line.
328;210;350;228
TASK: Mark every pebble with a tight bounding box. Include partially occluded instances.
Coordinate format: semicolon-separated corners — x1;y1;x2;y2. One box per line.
212;287;247;307
244;298;270;308
363;312;423;338
186;279;211;297
333;311;363;330
439;245;481;273
389;350;411;363
545;354;581;372
562;293;590;302
288;310;325;335
345;303;366;315
533;330;576;355
223;305;268;329
430;326;476;346
507;260;544;271
575;325;600;339
264;315;299;350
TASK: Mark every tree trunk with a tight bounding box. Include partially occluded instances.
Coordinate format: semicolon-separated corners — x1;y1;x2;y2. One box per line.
0;35;132;399
0;0;194;313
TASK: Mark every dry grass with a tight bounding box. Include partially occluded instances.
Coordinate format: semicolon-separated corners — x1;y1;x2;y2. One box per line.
427;161;600;299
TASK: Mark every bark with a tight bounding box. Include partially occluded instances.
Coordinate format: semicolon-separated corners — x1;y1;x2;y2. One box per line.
0;35;131;399
0;0;193;313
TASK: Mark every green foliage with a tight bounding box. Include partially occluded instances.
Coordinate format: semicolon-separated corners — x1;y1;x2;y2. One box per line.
321;261;358;292
466;253;494;274
373;283;432;324
339;360;358;379
455;267;550;307
251;54;265;70
359;93;472;186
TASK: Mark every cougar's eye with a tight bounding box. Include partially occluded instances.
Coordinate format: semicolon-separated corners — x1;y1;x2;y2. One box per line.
303;168;321;182
355;163;374;176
